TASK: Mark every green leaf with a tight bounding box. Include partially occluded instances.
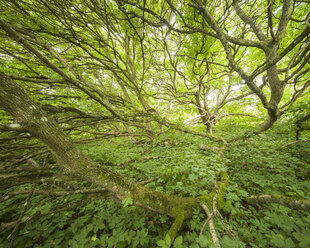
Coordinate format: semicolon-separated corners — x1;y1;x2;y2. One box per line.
221;235;244;248
121;197;133;207
197;235;209;247
165;234;171;244
173;236;183;248
156;239;169;248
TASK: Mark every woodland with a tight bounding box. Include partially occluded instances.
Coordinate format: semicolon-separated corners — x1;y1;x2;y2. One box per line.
0;0;310;247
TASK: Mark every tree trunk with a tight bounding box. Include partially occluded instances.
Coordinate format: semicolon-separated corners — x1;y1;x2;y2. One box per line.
0;72;201;219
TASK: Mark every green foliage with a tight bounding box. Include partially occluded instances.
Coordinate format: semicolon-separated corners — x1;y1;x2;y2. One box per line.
122;197;133;207
0;196;169;248
222;133;310;248
157;234;171;248
1;0;310;247
1;129;310;247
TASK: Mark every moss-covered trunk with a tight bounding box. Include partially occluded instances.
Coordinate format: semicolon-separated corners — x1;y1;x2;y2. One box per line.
0;72;202;219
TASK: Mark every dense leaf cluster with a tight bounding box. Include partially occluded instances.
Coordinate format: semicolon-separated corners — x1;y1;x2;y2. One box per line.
1;128;310;247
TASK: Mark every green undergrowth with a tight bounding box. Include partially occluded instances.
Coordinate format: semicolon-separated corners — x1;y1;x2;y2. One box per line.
1;130;310;247
81;131;224;197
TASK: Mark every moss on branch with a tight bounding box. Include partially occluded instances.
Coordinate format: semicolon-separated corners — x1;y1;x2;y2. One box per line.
167;208;185;245
198;171;229;210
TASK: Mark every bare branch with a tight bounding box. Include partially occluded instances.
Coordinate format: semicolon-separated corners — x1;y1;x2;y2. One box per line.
200;202;221;248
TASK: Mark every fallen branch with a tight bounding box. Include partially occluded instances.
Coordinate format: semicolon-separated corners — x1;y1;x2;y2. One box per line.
199;212;214;236
139;175;165;185
248;194;310;212
281;139;310;147
200;202;221;248
216;210;239;240
199;144;222;152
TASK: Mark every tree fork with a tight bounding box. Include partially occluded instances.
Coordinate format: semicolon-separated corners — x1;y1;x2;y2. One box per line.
0;72;235;246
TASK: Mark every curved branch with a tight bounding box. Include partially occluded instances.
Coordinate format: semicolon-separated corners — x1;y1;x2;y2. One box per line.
0;18;121;119
251;26;310;79
200;202;221;248
7;74;66;84
191;0;268;108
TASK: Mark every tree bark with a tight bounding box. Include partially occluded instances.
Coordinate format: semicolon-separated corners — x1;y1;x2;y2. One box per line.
0;72;200;218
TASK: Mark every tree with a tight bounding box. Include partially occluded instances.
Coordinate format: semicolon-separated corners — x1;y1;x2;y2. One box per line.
0;0;310;247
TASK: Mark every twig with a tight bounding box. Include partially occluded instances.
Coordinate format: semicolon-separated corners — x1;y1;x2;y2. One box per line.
281;139;310;147
139;175;165;185
9;183;36;248
199;212;214;236
216;210;239;240
200;202;221;248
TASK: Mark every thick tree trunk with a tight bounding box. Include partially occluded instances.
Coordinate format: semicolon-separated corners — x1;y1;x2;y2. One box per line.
0;72;201;219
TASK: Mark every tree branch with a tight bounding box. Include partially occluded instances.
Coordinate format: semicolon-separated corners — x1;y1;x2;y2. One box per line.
248;194;310;212
200;202;221;248
9;183;36;248
232;0;267;41
0;123;26;132
276;0;294;41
